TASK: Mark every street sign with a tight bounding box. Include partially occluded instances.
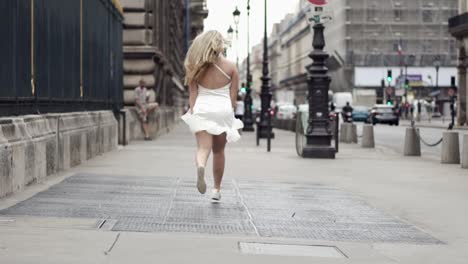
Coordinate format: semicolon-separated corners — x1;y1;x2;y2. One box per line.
386;87;393;95
448;88;455;97
308;0;327;5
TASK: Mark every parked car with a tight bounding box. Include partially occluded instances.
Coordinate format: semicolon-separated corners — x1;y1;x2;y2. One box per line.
275;104;297;120
368;105;399;126
352;106;369;122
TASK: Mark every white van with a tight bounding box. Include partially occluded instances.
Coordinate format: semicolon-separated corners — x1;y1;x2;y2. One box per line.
333;92;353;112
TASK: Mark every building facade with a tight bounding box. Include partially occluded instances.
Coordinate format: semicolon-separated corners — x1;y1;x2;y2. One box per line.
121;0;208;116
271;0;458;109
449;0;468;126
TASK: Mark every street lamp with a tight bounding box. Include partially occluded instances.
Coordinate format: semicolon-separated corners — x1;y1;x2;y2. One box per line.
257;0;274;150
226;26;233;57
242;0;254;132
233;7;241;68
433;56;441;93
404;54;416;103
233;6;241;25
301;4;335;159
227;26;234;42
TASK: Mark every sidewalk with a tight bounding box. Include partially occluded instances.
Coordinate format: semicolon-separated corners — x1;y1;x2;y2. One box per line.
0;124;467;263
400;119;468;130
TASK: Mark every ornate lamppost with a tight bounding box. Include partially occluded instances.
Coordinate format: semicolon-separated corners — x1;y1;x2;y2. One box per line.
404;54;416;104
227;25;234;55
257;0;274;144
433;56;441;93
302;2;335;159
233;7;241;69
242;0;254;132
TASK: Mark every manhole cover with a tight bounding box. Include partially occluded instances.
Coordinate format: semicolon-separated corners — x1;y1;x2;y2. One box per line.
238;242;346;258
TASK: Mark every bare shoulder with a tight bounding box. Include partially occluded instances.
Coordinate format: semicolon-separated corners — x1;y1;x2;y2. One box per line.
219;57;237;73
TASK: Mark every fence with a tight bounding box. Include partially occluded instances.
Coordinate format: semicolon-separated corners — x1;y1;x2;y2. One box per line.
0;0;123;117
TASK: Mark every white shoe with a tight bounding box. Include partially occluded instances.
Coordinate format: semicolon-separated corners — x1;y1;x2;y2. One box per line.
197;167;206;194
211;189;221;202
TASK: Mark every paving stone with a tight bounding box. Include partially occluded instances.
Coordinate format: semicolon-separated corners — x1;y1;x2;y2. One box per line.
0;173;442;244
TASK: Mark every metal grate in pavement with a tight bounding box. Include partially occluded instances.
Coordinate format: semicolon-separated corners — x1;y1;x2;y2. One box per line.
0;173;442;244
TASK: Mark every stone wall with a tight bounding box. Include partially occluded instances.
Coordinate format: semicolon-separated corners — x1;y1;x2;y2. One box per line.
0;111;118;198
118;107;180;144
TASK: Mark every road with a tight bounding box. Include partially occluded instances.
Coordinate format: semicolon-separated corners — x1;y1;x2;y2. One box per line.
354;122;466;160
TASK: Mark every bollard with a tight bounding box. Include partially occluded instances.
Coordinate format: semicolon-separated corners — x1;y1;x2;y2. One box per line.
351;124;358;143
342;123;356;143
340;123;350;143
404;127;421;156
441;131;460;164
361;125;375;148
462;134;468;169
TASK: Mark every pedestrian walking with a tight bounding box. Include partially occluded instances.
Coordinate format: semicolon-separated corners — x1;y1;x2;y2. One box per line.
135;79;159;140
410;104;414;120
235;95;245;120
404;103;409;120
181;30;244;202
417;100;422;122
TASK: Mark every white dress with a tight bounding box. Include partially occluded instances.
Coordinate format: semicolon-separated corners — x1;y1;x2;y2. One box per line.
181;64;244;143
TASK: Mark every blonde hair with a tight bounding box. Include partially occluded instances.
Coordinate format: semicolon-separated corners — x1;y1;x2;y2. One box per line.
184;30;226;85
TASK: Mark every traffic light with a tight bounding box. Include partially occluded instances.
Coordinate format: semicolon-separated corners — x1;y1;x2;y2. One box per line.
404;79;409;89
451;76;456;87
386;70;393;82
240;83;247;93
386;100;393;106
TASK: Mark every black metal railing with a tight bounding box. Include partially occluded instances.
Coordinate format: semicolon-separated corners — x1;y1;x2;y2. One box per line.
0;0;123;117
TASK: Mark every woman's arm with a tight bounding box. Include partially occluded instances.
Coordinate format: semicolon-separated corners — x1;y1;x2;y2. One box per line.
230;68;239;110
188;82;198;113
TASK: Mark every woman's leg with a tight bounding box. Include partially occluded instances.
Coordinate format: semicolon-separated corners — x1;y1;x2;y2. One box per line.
212;133;227;190
195;131;212;168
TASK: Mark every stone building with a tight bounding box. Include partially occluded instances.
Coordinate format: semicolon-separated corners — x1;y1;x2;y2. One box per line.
271;0;459;108
121;0;208;116
116;0;208;142
449;0;468;126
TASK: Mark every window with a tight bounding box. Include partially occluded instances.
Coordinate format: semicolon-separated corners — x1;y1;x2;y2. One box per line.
367;3;377;22
422;9;433;23
394;9;402;21
423;41;433;53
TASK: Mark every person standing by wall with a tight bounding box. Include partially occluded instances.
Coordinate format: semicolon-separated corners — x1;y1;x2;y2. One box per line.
135;79;159;140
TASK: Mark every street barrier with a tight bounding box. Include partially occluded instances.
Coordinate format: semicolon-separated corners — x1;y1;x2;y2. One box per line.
404;127;421;156
462;134;468;169
351;124;358;143
340;123;351;143
361;125;375;148
340;123;357;144
441;132;460;164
